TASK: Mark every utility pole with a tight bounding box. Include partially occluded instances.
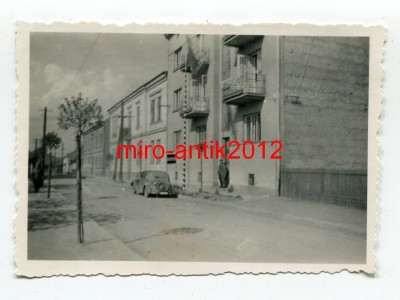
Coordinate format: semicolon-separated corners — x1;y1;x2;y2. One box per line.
119;102;124;181
47;148;52;198
200;144;203;193
113;102;130;181
40;107;47;189
54;148;58;175
61;143;64;174
41;107;47;170
35;138;38;152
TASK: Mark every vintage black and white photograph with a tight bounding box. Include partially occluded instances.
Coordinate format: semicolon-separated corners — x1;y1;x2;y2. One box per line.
15;23;383;276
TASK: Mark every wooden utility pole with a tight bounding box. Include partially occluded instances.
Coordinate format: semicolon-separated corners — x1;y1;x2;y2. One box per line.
119;102;124;181
47;149;52;198
41;107;47;184
76;134;84;243
200;144;203;193
61;143;64;174
113;102;129;181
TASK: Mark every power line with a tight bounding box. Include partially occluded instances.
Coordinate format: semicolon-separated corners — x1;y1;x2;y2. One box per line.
58;33;101;102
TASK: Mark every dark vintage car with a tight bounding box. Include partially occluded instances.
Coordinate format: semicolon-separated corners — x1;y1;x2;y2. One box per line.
131;170;178;197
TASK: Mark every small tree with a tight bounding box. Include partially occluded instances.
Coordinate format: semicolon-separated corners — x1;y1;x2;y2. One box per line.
57;93;103;243
42;132;62;198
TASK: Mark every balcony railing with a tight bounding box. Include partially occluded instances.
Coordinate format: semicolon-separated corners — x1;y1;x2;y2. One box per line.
180;47;210;76
180;96;209;118
223;35;263;47
222;73;265;105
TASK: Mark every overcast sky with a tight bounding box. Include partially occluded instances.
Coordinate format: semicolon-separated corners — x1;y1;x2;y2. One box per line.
29;32;168;155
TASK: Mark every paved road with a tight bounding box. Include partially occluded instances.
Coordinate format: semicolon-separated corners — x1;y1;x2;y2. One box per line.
74;177;366;263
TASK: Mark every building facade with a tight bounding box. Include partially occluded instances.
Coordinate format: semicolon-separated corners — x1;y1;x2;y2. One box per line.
82;120;109;177
63;149;77;176
103;34;368;208
164;34;368;208
164;34;222;190
221;35;369;208
108;71;168;181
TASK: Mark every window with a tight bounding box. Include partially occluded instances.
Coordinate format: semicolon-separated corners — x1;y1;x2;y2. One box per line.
150;99;155;123
136;103;140;129
222;103;231;131
222;46;231;80
136;142;140;166
150;91;162;124
156;139;161;164
197;125;207;145
127;109;132;134
173;89;182;111
191;75;207;102
112;116;118;138
237;54;248;77
99;133;103;148
191;79;199;100
173;130;181;148
250;50;262;81
174;47;183;70
244;113;261;142
157;96;162;121
200;75;207;99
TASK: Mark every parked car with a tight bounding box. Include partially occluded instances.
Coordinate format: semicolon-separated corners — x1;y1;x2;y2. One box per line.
131;170;178;198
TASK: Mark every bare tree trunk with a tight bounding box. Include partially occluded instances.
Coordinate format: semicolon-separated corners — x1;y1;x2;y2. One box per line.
47;150;52;198
76;135;84;243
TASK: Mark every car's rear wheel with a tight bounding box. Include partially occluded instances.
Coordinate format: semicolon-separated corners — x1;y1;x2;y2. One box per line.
144;186;150;198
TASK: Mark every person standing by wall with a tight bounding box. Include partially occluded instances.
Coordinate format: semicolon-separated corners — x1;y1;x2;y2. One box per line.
218;159;227;188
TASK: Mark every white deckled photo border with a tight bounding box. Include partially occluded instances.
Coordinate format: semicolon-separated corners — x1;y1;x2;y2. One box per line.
15;22;385;277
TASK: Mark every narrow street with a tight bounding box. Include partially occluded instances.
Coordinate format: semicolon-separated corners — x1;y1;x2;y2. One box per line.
28;177;366;263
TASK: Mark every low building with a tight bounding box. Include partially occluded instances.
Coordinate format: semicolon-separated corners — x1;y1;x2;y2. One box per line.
82;121;109;177
63;150;77;176
108;71;168;181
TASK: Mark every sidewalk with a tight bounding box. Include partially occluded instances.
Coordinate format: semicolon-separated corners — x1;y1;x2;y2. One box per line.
28;179;143;261
28;220;144;260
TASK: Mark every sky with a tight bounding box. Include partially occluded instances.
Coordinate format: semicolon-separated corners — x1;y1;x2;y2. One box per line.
29;32;168;155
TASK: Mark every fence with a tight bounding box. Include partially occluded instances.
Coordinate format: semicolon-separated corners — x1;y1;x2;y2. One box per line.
280;168;367;209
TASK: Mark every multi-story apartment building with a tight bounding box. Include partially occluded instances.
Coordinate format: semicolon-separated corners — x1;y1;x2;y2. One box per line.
165;34;368;208
82;119;110;177
108;71;168;181
221;35;369;208
164;34;222;190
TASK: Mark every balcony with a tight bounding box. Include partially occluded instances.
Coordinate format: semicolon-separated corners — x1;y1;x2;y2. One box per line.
179;96;209;118
223;35;263;47
180;47;210;77
222;73;265;105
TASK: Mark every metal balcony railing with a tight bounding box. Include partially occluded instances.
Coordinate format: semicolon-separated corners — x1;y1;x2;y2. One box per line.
180;96;209;118
223;73;265;104
189;95;209;111
180;47;210;75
